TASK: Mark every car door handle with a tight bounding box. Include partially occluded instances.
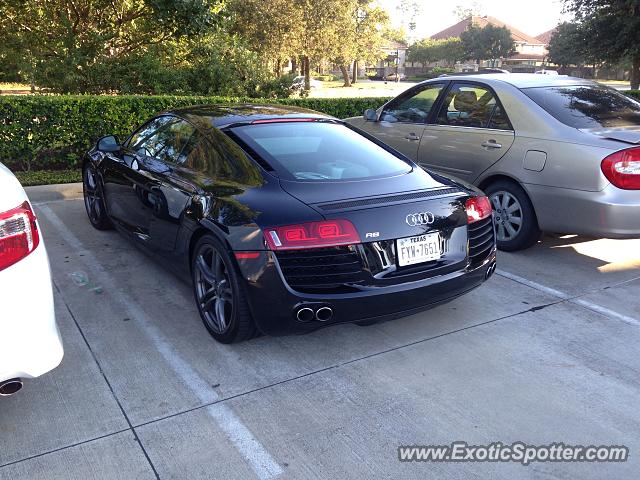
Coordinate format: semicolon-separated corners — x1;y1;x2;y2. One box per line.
404;133;420;141
481;140;502;149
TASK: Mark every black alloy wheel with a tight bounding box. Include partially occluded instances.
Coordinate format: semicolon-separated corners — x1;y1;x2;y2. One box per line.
83;163;113;230
192;235;256;343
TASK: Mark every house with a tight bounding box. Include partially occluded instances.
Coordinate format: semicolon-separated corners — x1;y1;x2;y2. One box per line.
535;28;556;46
430;16;548;72
365;40;408;79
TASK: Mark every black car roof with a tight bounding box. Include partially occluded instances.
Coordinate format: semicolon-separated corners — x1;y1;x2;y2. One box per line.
169;103;334;128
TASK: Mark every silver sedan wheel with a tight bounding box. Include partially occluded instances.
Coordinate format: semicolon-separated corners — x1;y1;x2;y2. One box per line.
490;190;523;242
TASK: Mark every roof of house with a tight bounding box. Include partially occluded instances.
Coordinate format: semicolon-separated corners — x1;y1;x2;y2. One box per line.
535;28;556;45
431;16;543;45
382;39;408;51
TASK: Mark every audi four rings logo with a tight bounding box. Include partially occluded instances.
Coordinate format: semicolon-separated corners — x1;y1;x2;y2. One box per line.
406;212;436;226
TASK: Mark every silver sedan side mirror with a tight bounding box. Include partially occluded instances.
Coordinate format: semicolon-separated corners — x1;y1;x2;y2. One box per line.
363;108;378;122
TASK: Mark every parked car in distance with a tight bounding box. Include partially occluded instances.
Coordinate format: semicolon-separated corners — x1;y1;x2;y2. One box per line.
347;74;640;251
535;69;559;75
290;75;321;90
384;72;407;81
0;163;63;396
82;104;496;343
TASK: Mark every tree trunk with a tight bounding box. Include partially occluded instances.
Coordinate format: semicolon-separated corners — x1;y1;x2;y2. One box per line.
352;60;358;84
291;57;298;76
631;55;640;90
303;56;311;91
339;64;351;87
275;59;281;76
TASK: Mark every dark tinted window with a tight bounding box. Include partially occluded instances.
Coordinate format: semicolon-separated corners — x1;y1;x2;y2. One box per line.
127;116;174;152
381;83;444;123
181;131;235;178
437;83;511;129
523;85;640;128
231;122;411;181
128;116;195;164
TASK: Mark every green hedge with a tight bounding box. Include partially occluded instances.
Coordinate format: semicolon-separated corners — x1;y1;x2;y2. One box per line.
13;169;81;186
625;90;640;101
0;95;391;171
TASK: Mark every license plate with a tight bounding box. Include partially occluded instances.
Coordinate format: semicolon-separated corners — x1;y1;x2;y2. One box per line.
396;232;442;267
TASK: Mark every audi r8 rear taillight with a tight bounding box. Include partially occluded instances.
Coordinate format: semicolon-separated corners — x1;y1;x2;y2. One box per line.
264;219;360;251
0;201;40;271
465;196;492;223
601;147;640;190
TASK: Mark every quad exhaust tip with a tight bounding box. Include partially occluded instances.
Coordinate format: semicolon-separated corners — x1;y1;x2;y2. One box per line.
0;378;23;396
295;306;334;322
485;262;497;280
296;307;315;323
315;307;333;322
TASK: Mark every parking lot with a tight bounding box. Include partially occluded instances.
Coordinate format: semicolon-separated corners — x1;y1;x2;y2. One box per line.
1;183;639;479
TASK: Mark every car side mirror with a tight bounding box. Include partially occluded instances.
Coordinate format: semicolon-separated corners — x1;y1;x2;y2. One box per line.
364;108;378;122
96;135;120;153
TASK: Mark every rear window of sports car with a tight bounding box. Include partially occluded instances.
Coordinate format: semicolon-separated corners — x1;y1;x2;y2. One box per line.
523;85;640;128
230;122;412;181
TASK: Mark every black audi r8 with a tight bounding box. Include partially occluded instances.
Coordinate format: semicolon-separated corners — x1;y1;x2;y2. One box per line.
83;104;497;343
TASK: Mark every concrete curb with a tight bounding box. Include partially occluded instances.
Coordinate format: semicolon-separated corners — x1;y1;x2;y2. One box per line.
25;182;83;204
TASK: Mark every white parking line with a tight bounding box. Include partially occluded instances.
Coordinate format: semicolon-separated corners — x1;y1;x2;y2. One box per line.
571;299;640;328
38;205;283;480
496;269;570;300
32;198;83;207
497;269;640;328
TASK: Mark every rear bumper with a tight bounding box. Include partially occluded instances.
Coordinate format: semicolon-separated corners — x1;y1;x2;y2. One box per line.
237;250;496;336
0;243;64;383
526;183;640;238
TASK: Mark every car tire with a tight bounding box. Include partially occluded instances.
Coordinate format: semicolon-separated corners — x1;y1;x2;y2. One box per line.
83;163;113;230
485;180;541;251
191;234;257;344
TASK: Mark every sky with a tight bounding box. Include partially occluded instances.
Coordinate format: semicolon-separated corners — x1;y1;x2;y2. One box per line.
378;0;572;42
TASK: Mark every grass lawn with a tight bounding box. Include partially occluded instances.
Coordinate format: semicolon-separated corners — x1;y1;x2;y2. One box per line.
0;82;33;94
599;80;630;85
13;169;81;187
305;79;416;98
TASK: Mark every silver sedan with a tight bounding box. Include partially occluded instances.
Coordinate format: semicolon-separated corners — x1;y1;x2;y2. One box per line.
347;74;640;250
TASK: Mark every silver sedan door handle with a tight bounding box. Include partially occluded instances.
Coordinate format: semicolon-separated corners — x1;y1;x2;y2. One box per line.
481;140;502;149
404;132;420;141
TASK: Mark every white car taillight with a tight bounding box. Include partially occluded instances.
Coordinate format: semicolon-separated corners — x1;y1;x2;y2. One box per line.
0;201;40;271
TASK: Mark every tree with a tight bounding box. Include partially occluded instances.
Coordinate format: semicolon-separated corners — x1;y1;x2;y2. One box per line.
408;39;440;67
351;1;390;83
437;38;466;65
461;24;515;66
547;22;586;71
453;1;484;20
408;37;465;70
0;0;219;92
396;0;422;40
227;0;303;75
294;0;389;89
563;0;640;88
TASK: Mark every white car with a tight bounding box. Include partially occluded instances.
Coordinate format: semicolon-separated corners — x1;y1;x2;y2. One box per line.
290;75;321;90
0;163;63;396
